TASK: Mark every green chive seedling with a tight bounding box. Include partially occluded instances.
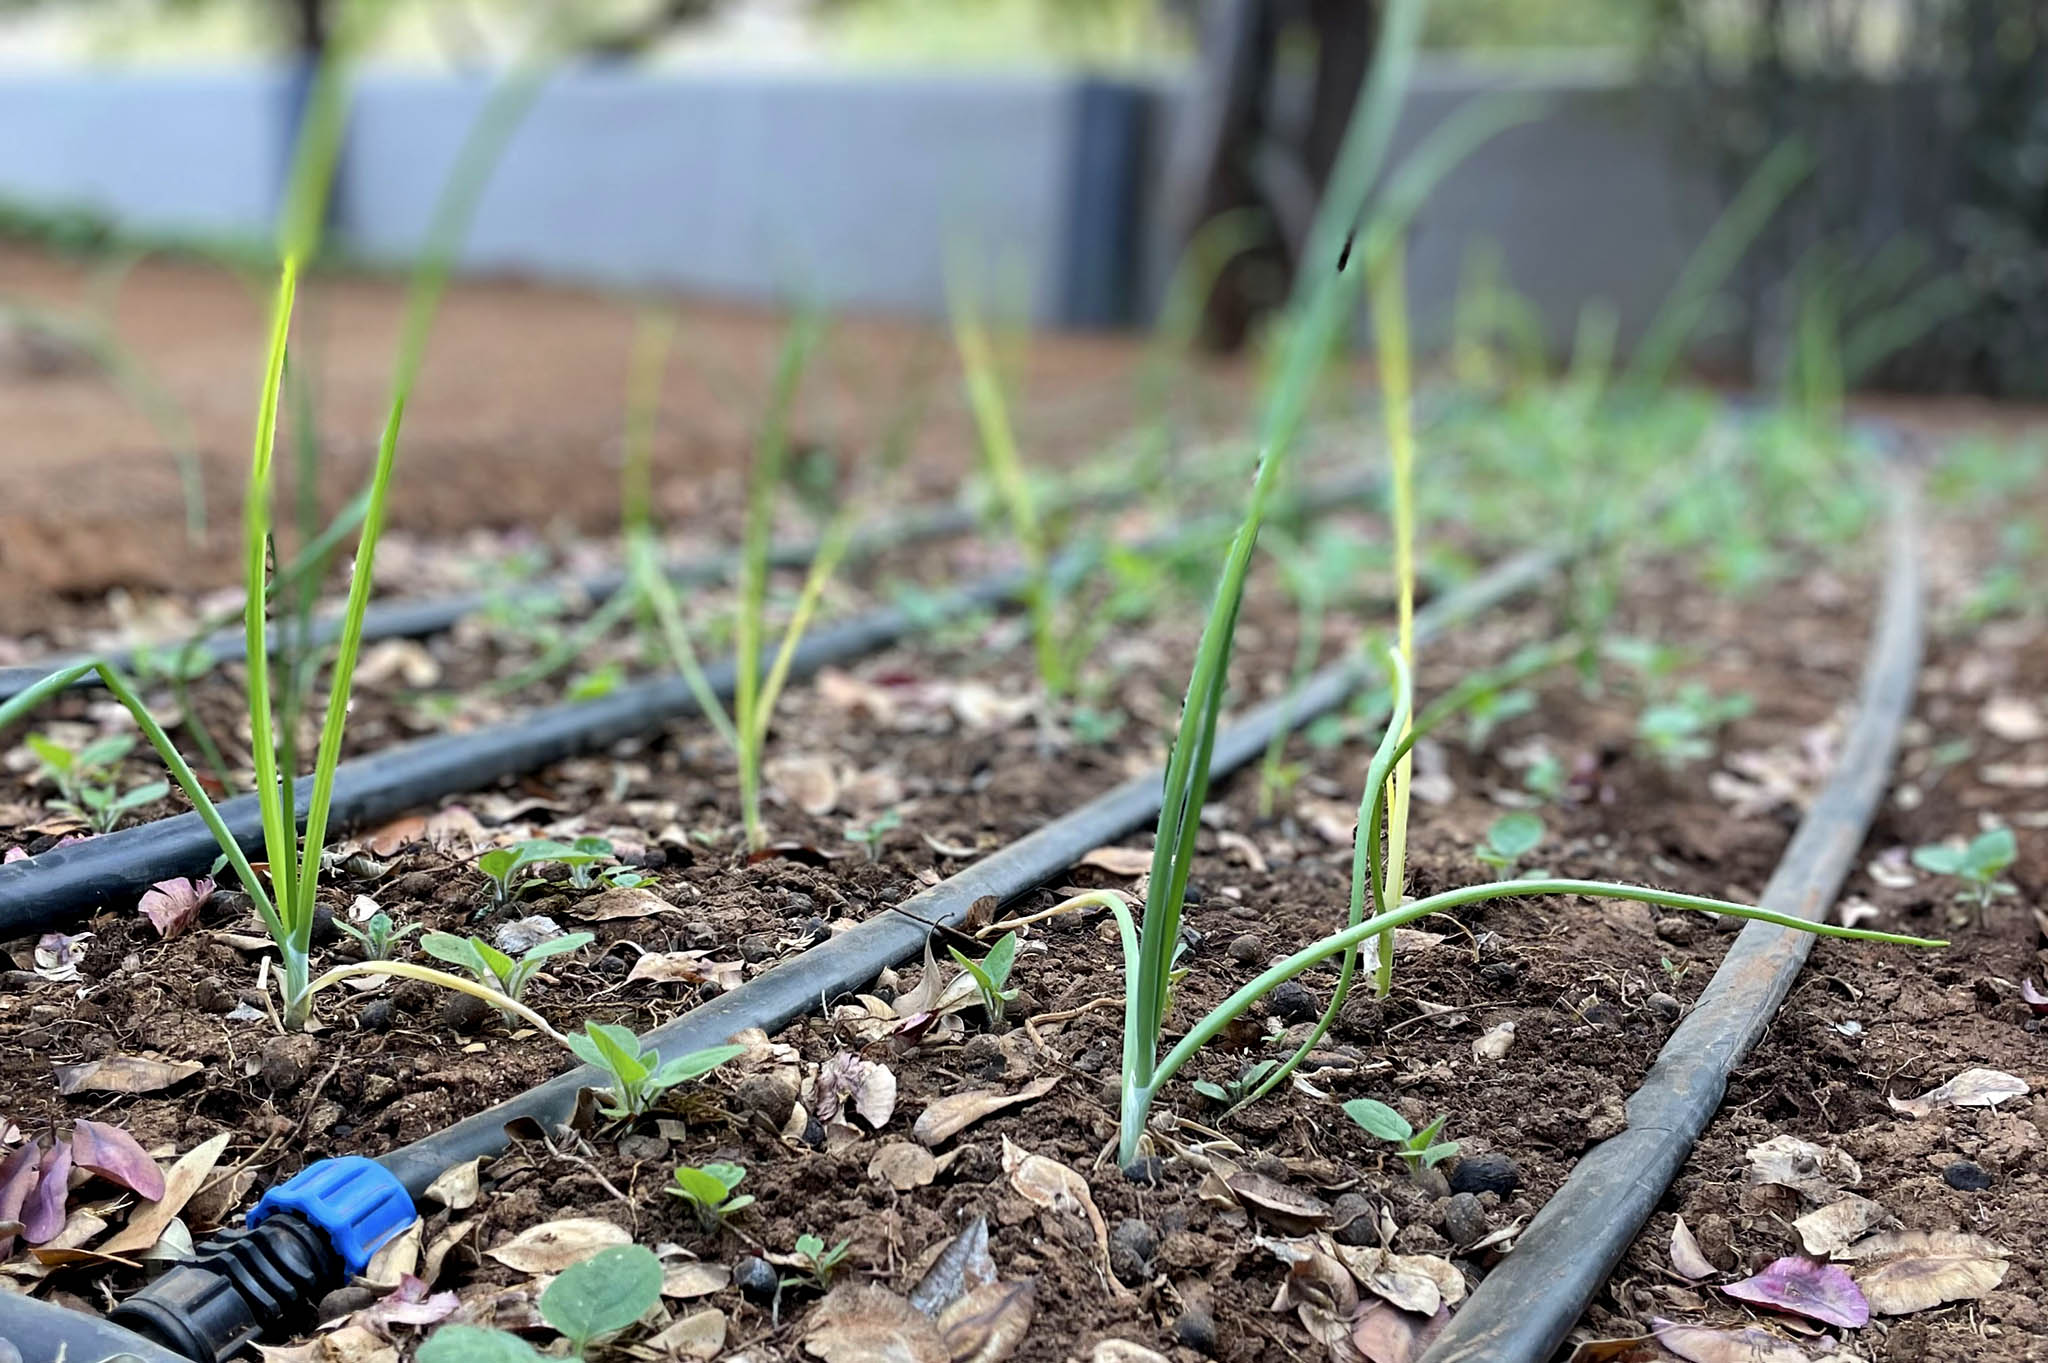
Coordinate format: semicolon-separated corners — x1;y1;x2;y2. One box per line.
420;931;593;1010
563;1021;745;1119
335;911;418;962
25;732;167;833
669;1161;754;1232
1912;828;2017;916
1474;811;1545;880
845;809;902;862
947;931;1021;1029
419;1244;662;1363
1341;1098;1459;1174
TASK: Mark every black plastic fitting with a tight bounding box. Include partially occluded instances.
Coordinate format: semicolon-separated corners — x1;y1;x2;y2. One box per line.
108;1213;342;1363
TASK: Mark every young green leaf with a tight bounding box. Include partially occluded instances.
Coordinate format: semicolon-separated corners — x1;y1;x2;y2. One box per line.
539;1244;663;1355
1341;1098;1414;1144
418;1325;544;1363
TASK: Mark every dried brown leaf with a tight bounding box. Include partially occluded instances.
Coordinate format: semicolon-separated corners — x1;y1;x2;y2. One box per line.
1842;1230;2009;1315
52;1055;201;1096
909;1216;995;1317
1670;1216;1716;1280
1792;1194;1889;1257
768;754;842;817
484;1217;629;1274
913;1076;1057;1146
936;1279;1035;1363
101;1131;230;1255
70;1120;166;1201
1887;1067;2028;1117
1000;1138;1120;1297
1652;1320;1812;1363
422;1159;481;1212
648;1307;726;1360
1744;1134;1860;1202
870;1142;939;1192
568;886;676;921
1351;1301;1450;1363
1077;846;1153;877
801;1283;949;1363
661;1261;730;1299
1223;1171;1331;1233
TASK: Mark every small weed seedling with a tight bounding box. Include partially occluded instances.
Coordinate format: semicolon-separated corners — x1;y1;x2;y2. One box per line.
787;1233;852;1292
947;931;1020;1029
1912;828;2017;916
1522;749;1567;802
419;1244;662;1363
563;1021;745;1119
475;838;614;909
26;732;168;833
669;1161;754;1232
844;810;902;861
1342;1098;1459;1174
1461;685;1536;752
1474;811;1544;880
336;911;418;961
421;931;593;1010
1193;1059;1280;1108
1637;682;1754;770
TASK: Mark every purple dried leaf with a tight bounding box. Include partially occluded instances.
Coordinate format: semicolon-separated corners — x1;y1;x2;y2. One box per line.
1723;1255;1869;1329
23;1142;71;1245
2021;979;2048;1017
138;877;215;941
71;1120;167;1201
0;1140;41;1256
3;846;26;863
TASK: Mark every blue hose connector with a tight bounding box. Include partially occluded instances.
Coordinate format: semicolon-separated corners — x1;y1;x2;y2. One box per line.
249;1156;415;1276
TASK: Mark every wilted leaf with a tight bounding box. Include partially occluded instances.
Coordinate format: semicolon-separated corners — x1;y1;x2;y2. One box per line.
914;1076;1058;1146
1670;1216;1715;1280
801;1283;948;1363
138;877;214;940
1745;1135;1859;1202
1223;1171;1331;1234
101;1130;230;1255
1791;1195;1888;1257
1077;846;1153;877
33;931;90;982
870;1142;939;1192
358;639;442;689
424;806;490;855
1332;1245;1466;1317
1090;1344;1170;1363
359;815;429;857
568;887;675;922
71;1120;166;1200
422;1159;481;1212
53;1055;202;1096
1001;1138;1120;1296
1652;1320;1812;1363
2022;978;2048;1016
23;1142;70;1243
815;1052;898;1130
485;1218;630;1274
768;754;842;817
937;1280;1033;1363
909;1217;995;1317
661;1261;730;1299
1722;1256;1868;1328
647;1308;726;1360
624;951;742;991
1;1141;47;1256
1841;1230;2009;1315
1887;1067;2028;1117
1472;1021;1517;1062
1352;1301;1451;1363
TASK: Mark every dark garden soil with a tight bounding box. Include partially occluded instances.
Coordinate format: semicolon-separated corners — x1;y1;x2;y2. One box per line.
9;437;2041;1363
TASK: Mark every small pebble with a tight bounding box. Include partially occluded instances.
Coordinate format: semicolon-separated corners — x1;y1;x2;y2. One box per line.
736;1076;797;1130
618;1133;669;1163
1646;991;1684;1021
1108;1219;1156;1286
739;932;778;963
1448;1152;1521;1198
801;1115;826;1148
357;999;396;1033
1227;933;1265;966
1943;1160;1993;1191
733;1256;779;1302
1330;1192;1375;1247
1442;1191;1489;1246
1173;1306;1218;1356
1120;1156;1163;1186
309;905;339;947
1268;979;1318;1023
439;991;493;1034
1653;917;1693;944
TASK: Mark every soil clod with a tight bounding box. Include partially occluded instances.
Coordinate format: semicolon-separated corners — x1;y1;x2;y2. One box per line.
1442;1191;1489;1246
1109;1218;1156;1285
1944;1159;1994;1191
1227;933;1265;966
736;1075;797;1130
439;991;493;1033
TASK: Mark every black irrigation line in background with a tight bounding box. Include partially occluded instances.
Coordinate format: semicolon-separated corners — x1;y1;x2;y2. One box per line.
1418;471;1924;1363
0;471;1382;940
373;544;1561;1194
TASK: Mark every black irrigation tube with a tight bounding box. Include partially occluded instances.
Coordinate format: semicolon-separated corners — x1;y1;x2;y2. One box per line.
375;543;1560;1196
0;472;1381;940
1419;472;1924;1363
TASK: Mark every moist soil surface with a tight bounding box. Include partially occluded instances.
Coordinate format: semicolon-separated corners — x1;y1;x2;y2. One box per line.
7;437;2042;1363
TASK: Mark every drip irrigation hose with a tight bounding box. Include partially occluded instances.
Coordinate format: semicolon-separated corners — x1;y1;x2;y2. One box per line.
373;544;1559;1195
1418;473;1923;1363
0;1291;195;1363
0;473;1380;939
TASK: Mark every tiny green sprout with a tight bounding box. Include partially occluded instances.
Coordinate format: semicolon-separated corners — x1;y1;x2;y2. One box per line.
1192;1059;1280;1107
1463;686;1536;752
669;1161;754;1232
561;836;618;890
475;838;615;908
1341;1097;1460;1174
1912;828;2018;913
844;810;902;862
1474;811;1544;880
947;931;1021;1029
788;1232;852;1292
335;911;419;962
1069;706;1126;746
603;866;651;890
26;732;169;834
563;1021;745;1118
1522;750;1567;801
420;930;593;1008
1636;683;1754;771
566;661;625;702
